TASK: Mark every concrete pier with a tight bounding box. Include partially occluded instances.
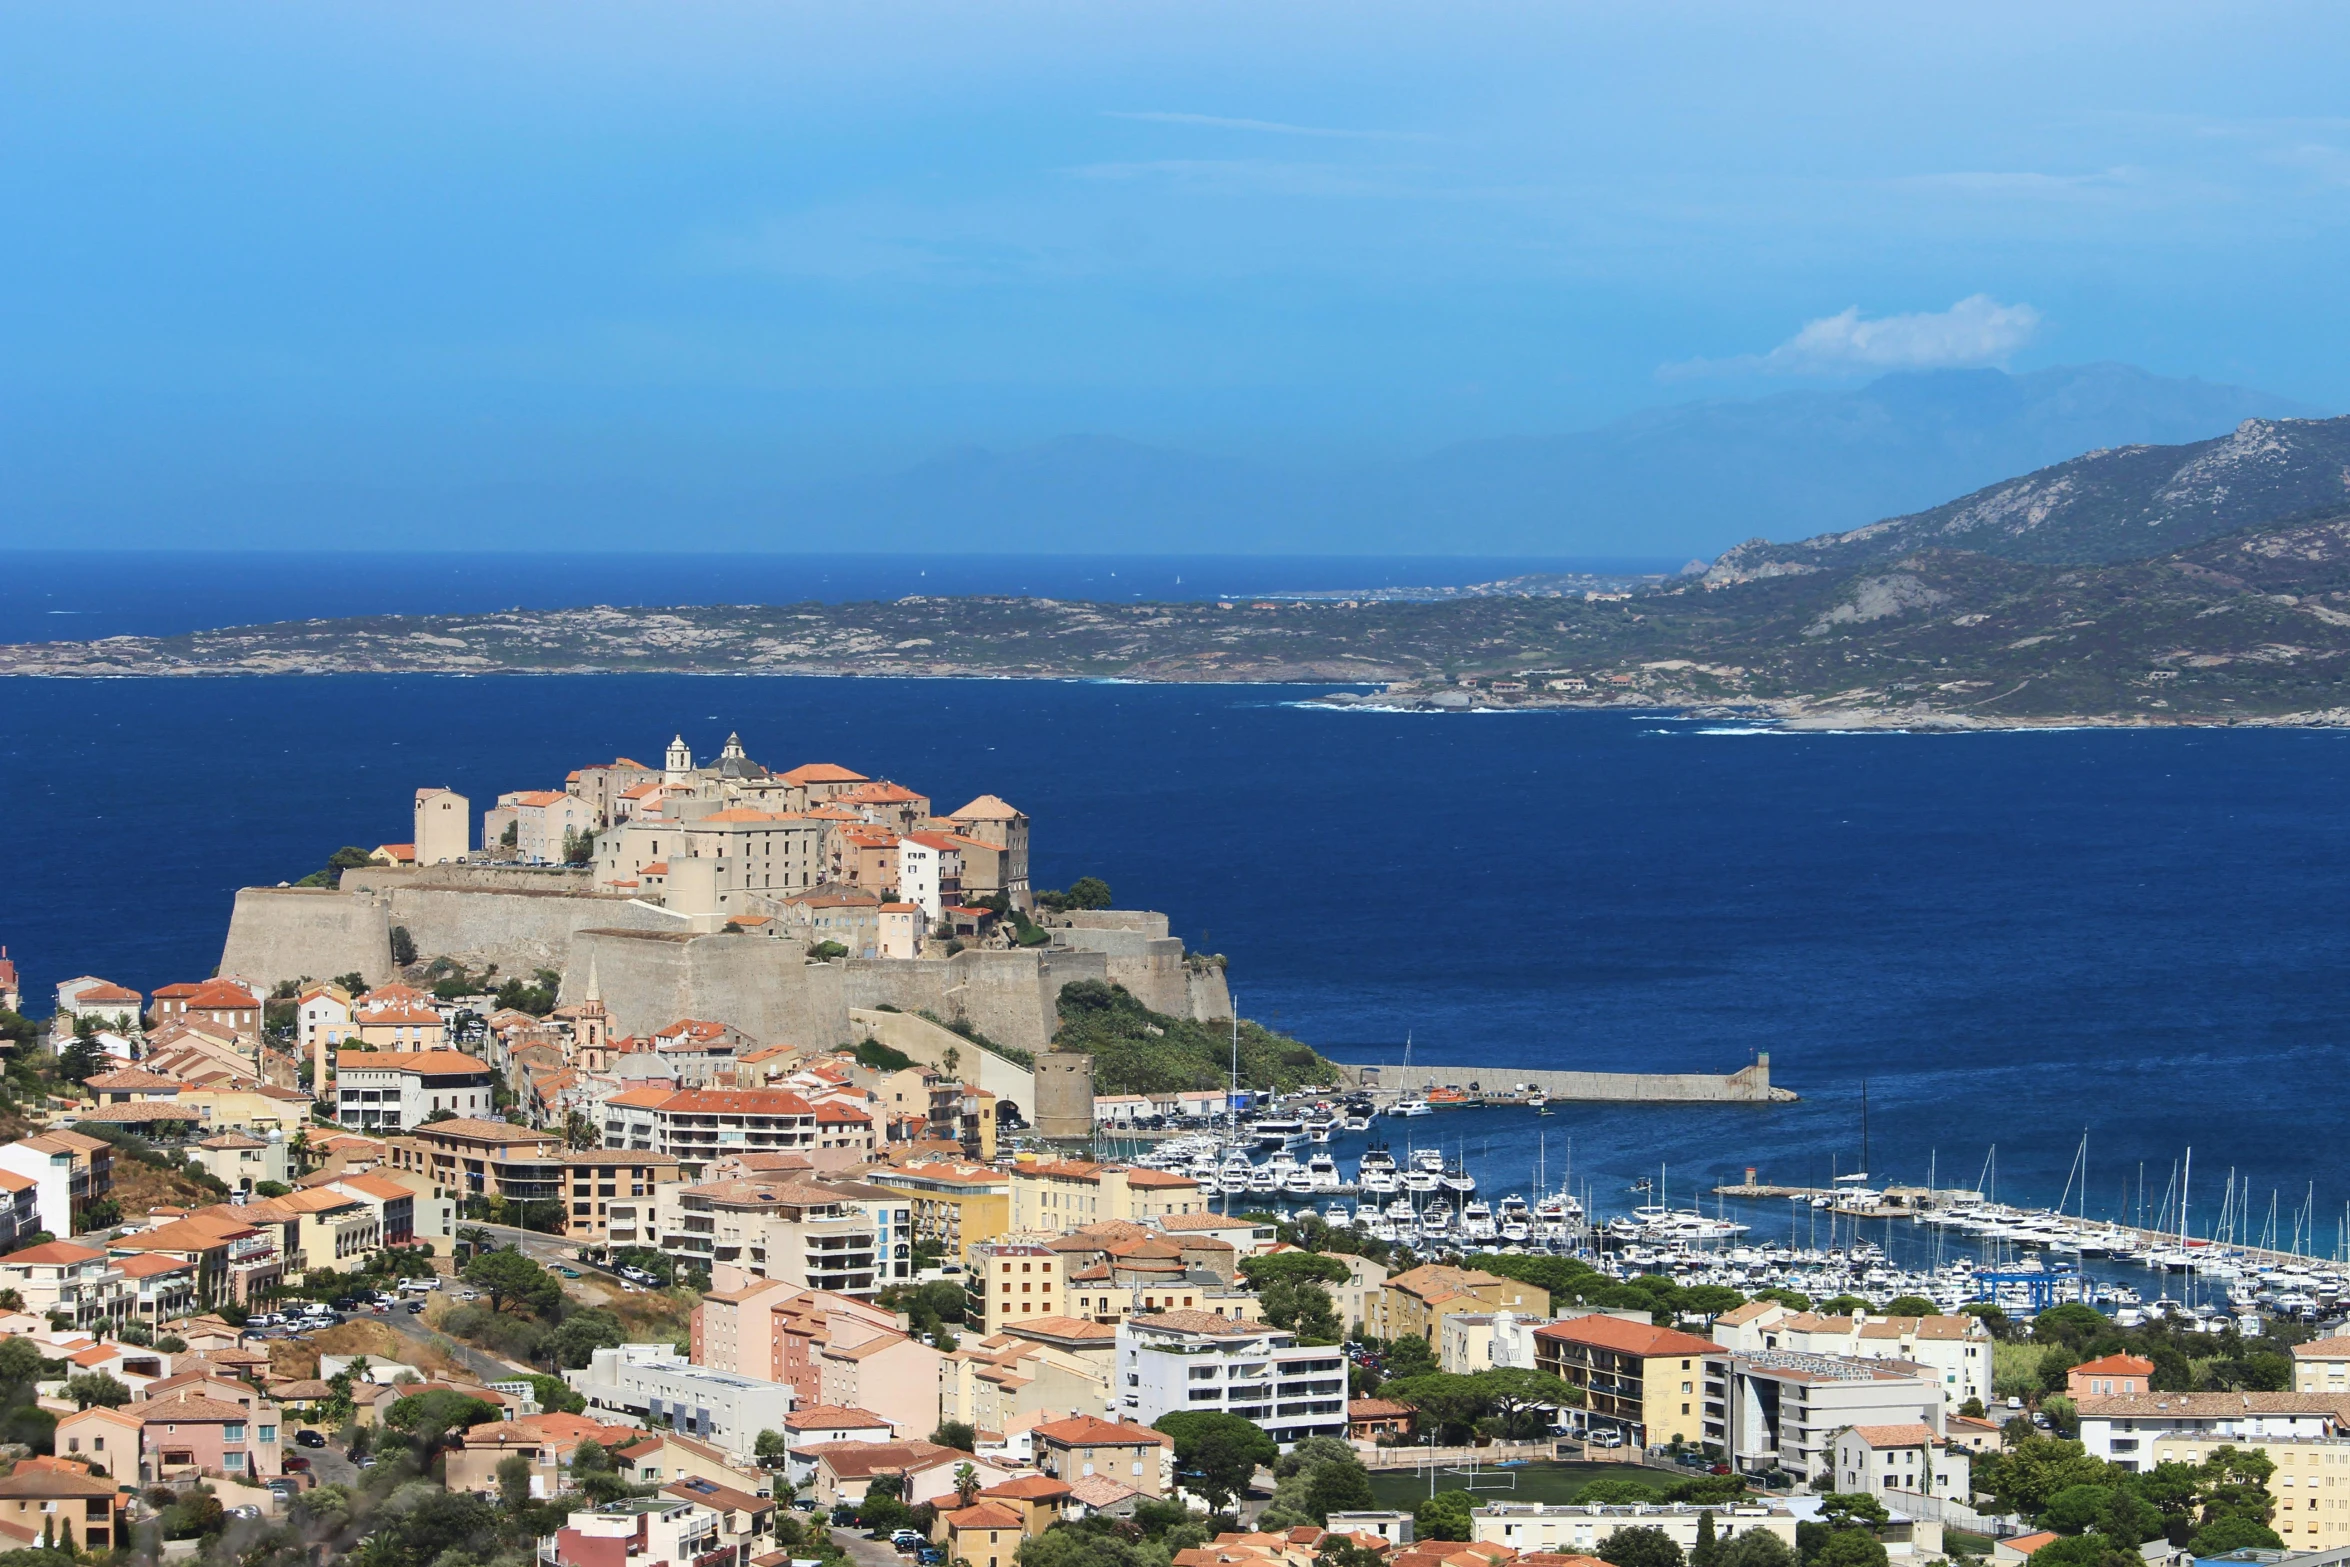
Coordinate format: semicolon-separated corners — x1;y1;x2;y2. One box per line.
1331;1053;1795;1104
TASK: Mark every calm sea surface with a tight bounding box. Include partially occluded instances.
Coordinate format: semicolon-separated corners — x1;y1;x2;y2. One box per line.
2;555;2344;1245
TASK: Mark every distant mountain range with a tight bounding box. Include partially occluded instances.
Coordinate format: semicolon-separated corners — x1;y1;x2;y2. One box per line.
763;363;2315;557
20;406;2350;726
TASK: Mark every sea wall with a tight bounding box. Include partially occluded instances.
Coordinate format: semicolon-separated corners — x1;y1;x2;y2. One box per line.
1336;1057;1793;1104
560;929;852;1047
218;888;396;990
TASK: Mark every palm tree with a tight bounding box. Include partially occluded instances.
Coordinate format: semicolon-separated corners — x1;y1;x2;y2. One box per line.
952;1462;980;1507
457;1225;496;1259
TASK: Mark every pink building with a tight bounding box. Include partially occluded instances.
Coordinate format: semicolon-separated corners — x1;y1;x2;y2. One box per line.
132;1392;283;1485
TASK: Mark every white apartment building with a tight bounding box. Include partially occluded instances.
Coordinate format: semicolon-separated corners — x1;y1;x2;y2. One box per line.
652;1178;883;1299
54;978;142;1032
1473;1504;1801;1558
0;1242;129;1332
1716;1350;1944;1480
602;1087;818;1165
1831;1423;1973;1500
332;1049;497;1132
1713;1302;1991;1413
897;836;964;920
566;1343;795;1463
295;986;354;1050
1114;1310;1349;1450
2072;1392;2350;1470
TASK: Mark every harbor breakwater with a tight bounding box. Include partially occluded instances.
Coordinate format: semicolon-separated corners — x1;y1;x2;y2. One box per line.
1332;1054;1794;1104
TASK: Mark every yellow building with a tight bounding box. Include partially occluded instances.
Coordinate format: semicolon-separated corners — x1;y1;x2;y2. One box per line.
1007;1158;1204;1235
1381;1263;1550;1346
966;1239;1068;1333
1533;1316;1724;1450
2294;1336;2350;1394
869;1160;1012;1260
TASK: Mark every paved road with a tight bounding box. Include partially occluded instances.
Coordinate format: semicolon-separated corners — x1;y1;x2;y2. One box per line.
377;1303;540;1385
830;1527;907;1567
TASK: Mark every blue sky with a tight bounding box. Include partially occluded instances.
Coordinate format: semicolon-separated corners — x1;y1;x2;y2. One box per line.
5;2;2350;539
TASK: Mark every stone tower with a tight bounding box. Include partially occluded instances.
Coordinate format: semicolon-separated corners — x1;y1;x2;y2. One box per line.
1032;1049;1096;1141
664;734;693;784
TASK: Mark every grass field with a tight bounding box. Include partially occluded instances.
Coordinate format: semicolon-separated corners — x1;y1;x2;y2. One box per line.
1365;1462;1670;1510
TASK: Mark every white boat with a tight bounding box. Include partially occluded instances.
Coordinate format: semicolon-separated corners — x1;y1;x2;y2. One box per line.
1403;1167;1442;1195
1281;1168;1318;1196
1391;1099;1434;1118
1343;1114;1371;1133
1440;1160;1477;1197
1359;1169;1399;1196
1460;1200;1498;1241
1251;1118;1307;1150
1306;1153;1342;1190
1247;1168;1278;1195
1410;1148;1446;1174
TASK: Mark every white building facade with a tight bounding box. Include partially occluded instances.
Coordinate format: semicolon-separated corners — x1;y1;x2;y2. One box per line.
1114;1311;1348;1450
565;1343;795;1463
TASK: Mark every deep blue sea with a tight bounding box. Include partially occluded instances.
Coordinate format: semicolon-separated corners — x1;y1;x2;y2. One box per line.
4;553;2346;1249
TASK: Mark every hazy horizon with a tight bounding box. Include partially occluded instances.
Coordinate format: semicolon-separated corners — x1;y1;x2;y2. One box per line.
8;4;2350;553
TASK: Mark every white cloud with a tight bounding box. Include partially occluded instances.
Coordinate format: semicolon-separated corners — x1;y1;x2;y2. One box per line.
1662;295;2043;379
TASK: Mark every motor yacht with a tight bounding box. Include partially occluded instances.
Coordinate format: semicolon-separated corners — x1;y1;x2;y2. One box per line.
1391;1098;1434;1118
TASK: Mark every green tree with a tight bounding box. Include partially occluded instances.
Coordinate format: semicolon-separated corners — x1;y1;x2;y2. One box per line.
2197;1445;2276;1526
1979;1435;2109;1517
1807;1534;1888;1567
1883;1296;1940;1317
61;1372;130;1410
2041;1484;2114;1534
1818;1494;1890;1531
546;1307;627;1369
464;1246;559;1315
1259;1276;1342;1342
524;1372;586;1414
1579;1480;1665;1505
2030;1537;2131;1567
2032;1304;2109;1349
1474;1367;1581;1435
1154;1411;1278;1513
2099;1488;2167;1546
1718;1533;1795;1567
932;1421;977;1452
390;926;418;966
1413;1490;1474;1543
1690;1510;1720;1567
1600;1525;1686;1567
2187;1518;2283;1556
383;1389;502;1447
1066;876;1114;909
498;1452;534;1511
2130;1460;2205;1532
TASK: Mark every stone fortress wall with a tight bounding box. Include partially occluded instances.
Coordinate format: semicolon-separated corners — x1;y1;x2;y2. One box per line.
220;864;1222;1063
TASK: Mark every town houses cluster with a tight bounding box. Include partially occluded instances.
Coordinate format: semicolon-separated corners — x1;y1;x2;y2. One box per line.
380;733;1034;956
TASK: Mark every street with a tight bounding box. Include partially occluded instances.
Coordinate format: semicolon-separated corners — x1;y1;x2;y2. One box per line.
830;1527;910;1567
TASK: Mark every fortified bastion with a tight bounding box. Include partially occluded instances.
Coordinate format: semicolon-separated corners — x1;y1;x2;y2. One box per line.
217;864;1228;1059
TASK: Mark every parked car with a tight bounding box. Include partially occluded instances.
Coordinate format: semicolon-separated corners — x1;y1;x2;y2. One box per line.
457;1289;478;1301
559;1268;581;1279
282;1457;311;1473
890;1530;924;1551
405;1301;425;1314
918;1550;944;1564
295;1430;327;1448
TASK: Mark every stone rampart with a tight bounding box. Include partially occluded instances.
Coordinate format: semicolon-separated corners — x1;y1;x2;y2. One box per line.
344;865;596;895
841;948;1113;1058
1333;1056;1793;1103
848;1008;1036;1117
381;885;658;977
218;888;396;991
1051;927;1210;1018
560;929;852;1048
1057;910;1170;937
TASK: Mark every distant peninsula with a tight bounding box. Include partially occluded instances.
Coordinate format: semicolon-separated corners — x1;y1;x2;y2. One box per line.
11;414;2350;728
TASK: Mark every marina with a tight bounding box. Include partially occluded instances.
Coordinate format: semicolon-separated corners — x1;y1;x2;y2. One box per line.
1102;1099;2350;1331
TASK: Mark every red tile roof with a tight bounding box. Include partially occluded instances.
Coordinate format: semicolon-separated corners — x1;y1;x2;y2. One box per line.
1531;1317;1724;1359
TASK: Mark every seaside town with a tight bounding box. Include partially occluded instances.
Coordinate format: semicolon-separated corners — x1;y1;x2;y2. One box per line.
0;731;2328;1567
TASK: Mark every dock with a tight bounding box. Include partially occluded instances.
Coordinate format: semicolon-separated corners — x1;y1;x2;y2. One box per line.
1331;1053;1796;1105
